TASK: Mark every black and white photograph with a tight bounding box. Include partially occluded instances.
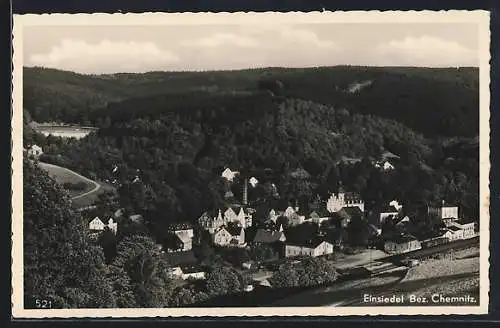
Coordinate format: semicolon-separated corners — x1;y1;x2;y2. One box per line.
11;11;490;317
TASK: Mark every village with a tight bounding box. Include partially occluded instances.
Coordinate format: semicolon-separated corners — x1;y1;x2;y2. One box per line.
81;157;478;291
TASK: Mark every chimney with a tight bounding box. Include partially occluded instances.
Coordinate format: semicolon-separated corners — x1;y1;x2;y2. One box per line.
242;178;248;205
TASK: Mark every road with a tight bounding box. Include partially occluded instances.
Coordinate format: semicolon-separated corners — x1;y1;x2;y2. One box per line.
38;162;101;200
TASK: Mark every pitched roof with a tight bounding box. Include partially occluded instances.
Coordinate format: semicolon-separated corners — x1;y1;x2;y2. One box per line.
163;250;198;266
226;225;243;236
448;226;462;232
381;205;399;213
342;206;363;218
167;222;193;231
344;192;363;203
286;237;329;249
387;234;418;244
253;229;286;243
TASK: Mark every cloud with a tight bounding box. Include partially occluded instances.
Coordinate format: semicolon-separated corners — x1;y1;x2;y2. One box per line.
278;26;337;49
28;38;180;74
372;36;477;67
181;33;259;48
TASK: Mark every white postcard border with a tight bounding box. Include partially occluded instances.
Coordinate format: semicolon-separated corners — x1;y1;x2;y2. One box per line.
11;10;491;318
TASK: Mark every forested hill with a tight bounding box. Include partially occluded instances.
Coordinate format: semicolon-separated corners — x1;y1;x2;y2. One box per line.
23;66;479;138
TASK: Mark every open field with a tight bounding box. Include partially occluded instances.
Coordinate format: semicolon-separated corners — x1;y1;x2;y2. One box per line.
38;162;114;208
38;162;96;197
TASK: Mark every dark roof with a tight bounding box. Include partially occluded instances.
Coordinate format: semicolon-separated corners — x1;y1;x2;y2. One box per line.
180;264;206;274
286;237;329;248
448;226;462;231
455;218;476;225
167;222;193;231
381;205;399;213
226;225;243;236
342;206;363;218
163;251;198;266
387;234;418;244
253;229;285;243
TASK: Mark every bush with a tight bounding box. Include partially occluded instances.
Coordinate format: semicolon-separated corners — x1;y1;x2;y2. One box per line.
269;257;339;289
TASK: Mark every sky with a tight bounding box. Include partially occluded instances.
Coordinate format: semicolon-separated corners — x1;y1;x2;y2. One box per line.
22;23;479;74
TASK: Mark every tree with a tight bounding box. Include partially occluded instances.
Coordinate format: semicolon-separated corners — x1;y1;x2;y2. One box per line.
270;257;338;288
205;266;244;297
347;212;370;246
110;235;173;307
23;159;116;308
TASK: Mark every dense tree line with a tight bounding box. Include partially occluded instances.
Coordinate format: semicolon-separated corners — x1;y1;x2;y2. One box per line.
24;66;478;137
36;90;479;233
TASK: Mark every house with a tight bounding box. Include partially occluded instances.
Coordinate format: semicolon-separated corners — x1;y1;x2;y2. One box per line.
89;217;106;232
199;206;253;233
384;234;422;254
447;219;476;239
249;177;259;187
389;200;403;211
379;205;400;224
166;266;206;280
107;218;118;234
167;222;194;251
326;183;365;213
253;229;286;244
285;238;334;258
88;216;118;237
181;265;206;280
27;144;43;158
375;160;395;171
213;225;246;247
428;201;459;220
222;168;239;182
447;225;464;241
309;210;331;225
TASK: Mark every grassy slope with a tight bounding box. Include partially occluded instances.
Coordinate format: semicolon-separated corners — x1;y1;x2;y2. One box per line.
38;161;108;207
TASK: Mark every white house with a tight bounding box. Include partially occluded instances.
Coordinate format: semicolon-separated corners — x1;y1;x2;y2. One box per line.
447;226;464;241
285;239;334;258
375;160;395;171
326;185;365;213
89;217;106;231
198;206;253;233
27;144;43;158
212;226;246;247
428;201;459;220
221;168;239;182
107;218;118;234
88;216;118;236
167;266;206;280
213;227;233;246
447;219;475;239
389;200;403;211
181;266;206;280
249;177;259;187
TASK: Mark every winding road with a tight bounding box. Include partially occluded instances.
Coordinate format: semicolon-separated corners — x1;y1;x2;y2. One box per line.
38;162;101;200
